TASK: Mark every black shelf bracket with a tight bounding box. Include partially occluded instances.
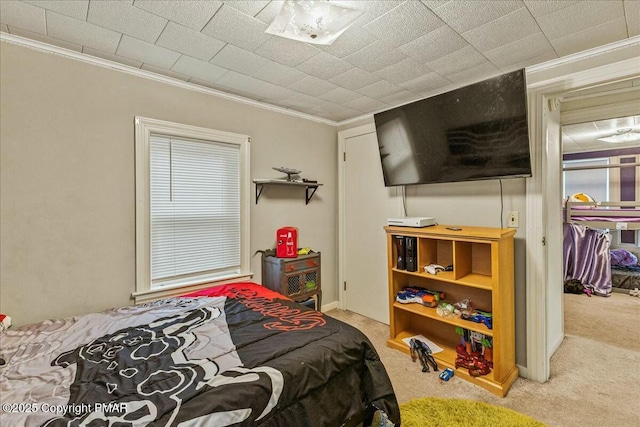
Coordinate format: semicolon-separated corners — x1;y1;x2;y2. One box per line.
253;180;322;204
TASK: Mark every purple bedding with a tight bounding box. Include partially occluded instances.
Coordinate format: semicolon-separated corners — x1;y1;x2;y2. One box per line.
563;223;612;296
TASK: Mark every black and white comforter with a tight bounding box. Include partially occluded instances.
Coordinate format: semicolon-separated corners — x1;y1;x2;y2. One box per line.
0;283;399;426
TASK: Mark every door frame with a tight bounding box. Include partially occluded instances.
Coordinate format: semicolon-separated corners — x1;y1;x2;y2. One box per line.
524;37;640;382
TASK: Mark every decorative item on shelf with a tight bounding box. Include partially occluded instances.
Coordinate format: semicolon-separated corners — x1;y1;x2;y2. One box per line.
273;166;301;182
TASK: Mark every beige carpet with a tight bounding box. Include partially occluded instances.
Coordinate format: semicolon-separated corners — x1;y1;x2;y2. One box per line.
327;292;640;427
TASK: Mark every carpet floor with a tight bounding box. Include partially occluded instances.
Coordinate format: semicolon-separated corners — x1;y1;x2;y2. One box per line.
327;292;640;427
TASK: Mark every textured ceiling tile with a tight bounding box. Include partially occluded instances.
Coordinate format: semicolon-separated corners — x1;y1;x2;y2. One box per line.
343;40;408;72
253;0;283;24
0;1;46;34
430;0;523;33
356;80;404;99
288;75;338;97
343;96;389;113
251;60;308;86
318;25;378;59
420;1;450;9
282;92;323;109
210;44;271;75
397;72;451;94
329;67;381;90
296;52;354;80
363;1;443;47
133;0;222;31
253;82;298;101
156;22;225;61
216;70;267;93
141;63;191;81
550;17;628;57
82;46;143;68
537;1;625;40
337;1;405;27
222;0;270;17
87;1;167;43
116;35;181;69
625;0;640;37
171;55;228;84
253;36;320;67
484;32;554;68
446;62;501;85
9;26;83;51
375;58;434;85
463;7;540;52
201;4;271;51
24;0;88;20
318;87;362;104
522;0;579;17
502;51;557;72
47;11;120;53
399;25;468;63
427;45;488;76
380;90;420;106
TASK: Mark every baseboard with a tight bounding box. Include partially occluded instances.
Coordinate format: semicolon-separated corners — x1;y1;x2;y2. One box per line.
548;333;565;359
516;364;529;380
321;301;339;312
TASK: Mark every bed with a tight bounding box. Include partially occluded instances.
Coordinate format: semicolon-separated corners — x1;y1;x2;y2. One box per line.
564;200;640;230
0;282;400;426
564;200;640;296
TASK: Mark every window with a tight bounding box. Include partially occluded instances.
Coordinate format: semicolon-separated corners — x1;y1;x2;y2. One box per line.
134;117;251;302
563;158;609;201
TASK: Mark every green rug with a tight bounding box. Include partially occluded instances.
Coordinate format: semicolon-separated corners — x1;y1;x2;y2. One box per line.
399;397;546;427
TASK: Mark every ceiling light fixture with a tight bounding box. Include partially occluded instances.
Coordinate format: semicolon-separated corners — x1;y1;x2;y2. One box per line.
597;127;640;143
265;0;363;45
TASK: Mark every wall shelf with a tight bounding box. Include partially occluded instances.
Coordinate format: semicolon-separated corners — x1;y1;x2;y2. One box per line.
253;179;323;204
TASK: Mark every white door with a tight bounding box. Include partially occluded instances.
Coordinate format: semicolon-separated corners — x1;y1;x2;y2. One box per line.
342;128;399;324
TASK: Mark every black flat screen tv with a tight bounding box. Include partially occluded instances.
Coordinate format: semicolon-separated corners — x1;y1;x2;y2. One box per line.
374;69;531;187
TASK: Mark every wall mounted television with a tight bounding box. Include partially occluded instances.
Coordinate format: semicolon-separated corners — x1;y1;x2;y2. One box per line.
374;69;532;187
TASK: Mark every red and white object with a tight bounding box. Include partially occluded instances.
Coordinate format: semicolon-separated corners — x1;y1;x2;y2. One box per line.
0;314;12;332
276;227;298;258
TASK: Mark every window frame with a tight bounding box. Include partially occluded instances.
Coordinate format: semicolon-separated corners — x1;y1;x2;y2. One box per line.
134;116;252;303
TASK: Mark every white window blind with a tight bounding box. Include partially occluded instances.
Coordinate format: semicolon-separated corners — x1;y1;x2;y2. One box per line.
150;134;241;286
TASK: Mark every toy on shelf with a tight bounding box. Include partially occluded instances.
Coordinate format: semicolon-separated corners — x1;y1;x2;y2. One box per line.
409;338;439;373
396;286;445;308
436;297;473;318
463;309;493;329
454;329;493;377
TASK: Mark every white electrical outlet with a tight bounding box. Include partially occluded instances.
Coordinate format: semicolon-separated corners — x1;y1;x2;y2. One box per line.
507;211;519;228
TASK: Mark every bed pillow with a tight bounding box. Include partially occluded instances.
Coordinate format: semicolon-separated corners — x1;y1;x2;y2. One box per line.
610;248;638;267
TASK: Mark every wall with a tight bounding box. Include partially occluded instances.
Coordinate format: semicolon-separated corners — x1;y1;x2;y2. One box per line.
340;115;528;367
0;42;337;327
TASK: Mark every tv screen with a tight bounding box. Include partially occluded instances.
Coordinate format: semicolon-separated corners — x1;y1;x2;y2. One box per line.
374;69;531;187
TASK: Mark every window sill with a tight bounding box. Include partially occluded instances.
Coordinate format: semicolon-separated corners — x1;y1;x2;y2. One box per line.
132;272;254;304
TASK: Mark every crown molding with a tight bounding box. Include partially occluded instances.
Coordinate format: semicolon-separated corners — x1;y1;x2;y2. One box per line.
527;35;640;73
0;32;338;127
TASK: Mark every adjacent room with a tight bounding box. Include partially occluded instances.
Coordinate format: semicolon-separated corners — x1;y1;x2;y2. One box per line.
1;1;639;426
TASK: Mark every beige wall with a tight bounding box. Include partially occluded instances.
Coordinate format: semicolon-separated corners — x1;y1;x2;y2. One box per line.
339;116;529;367
0;42;337;326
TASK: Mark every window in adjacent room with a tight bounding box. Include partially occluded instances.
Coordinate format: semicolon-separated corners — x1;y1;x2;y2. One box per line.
134;117;251;301
563;157;609;201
